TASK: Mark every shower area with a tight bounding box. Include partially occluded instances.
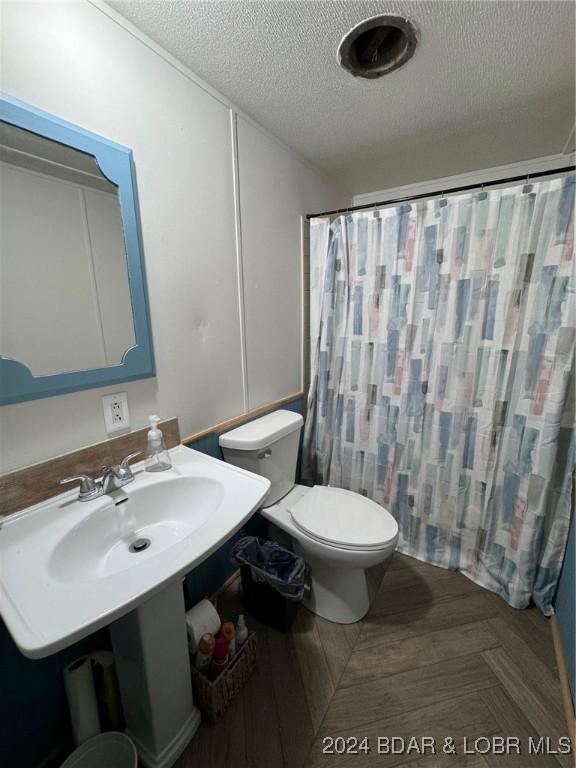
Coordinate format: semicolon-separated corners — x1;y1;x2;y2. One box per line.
303;173;575;616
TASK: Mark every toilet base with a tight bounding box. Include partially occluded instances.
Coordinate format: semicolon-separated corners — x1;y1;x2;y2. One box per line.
302;559;369;624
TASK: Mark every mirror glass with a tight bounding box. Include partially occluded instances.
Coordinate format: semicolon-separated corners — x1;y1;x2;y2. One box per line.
0;122;136;376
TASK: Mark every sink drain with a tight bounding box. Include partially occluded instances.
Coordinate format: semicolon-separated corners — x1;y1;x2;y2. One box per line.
129;537;151;553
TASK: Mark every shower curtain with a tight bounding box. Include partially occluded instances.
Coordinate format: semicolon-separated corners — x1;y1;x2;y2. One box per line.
303;176;575;614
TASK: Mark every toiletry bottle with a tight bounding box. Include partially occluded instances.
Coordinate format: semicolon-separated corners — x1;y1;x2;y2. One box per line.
236;615;248;647
221;622;236;657
145;415;172;472
195;633;215;675
210;636;230;679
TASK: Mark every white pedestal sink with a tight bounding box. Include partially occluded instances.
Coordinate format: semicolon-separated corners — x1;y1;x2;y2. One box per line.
0;446;270;767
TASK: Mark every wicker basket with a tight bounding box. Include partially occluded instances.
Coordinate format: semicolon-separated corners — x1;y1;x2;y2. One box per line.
191;632;257;722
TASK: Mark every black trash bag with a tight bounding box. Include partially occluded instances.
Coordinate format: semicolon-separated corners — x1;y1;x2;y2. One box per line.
230;536;309;601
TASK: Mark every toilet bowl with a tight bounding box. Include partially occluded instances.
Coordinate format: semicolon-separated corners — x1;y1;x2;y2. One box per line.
219;410;398;624
262;483;398;623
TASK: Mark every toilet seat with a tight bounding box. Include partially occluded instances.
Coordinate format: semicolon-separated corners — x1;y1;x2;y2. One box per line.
288;486;398;551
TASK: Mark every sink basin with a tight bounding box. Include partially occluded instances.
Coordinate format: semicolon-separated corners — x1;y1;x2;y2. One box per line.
0;445;270;658
50;476;225;583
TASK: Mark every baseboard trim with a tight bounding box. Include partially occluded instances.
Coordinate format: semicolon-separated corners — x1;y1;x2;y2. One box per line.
550;614;576;747
182;391;305;444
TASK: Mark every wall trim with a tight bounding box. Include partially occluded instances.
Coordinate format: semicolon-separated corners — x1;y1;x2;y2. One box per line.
562;125;575;156
210;569;240;603
230;109;249;411
87;0;349;198
0;158;116;196
301;215;311;400
550;615;576;748
352;152;576;207
301;215;305;394
182;391;304;444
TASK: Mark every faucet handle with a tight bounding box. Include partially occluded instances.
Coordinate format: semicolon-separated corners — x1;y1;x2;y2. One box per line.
120;451;141;472
112;451;142;481
60;474;101;501
102;451;141;479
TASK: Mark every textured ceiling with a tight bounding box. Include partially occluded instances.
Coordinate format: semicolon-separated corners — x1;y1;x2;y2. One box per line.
106;1;576;194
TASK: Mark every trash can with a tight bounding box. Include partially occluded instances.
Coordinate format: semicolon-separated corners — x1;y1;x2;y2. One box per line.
60;732;137;768
230;537;309;632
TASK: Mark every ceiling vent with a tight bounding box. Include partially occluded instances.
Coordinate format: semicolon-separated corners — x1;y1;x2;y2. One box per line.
338;15;418;79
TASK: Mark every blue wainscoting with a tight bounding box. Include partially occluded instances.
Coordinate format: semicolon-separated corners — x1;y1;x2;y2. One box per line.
0;623;111;768
555;511;575;704
0;397;304;768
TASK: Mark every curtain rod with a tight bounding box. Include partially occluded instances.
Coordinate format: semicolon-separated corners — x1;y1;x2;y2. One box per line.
306;164;576;220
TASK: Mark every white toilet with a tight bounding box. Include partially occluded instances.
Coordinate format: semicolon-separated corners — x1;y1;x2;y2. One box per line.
219;410;398;624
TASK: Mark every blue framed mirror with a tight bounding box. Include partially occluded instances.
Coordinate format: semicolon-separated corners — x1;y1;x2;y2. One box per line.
0;94;155;405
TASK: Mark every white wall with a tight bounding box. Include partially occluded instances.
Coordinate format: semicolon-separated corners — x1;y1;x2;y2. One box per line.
352;154;575;207
236;116;345;409
0;0;348;473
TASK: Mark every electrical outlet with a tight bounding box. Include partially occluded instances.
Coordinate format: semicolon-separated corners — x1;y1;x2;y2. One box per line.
102;392;130;433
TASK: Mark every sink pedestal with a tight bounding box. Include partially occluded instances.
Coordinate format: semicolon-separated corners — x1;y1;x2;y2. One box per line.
110;580;201;768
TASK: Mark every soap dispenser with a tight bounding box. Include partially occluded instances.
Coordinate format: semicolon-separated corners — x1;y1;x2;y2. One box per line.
145;415;172;472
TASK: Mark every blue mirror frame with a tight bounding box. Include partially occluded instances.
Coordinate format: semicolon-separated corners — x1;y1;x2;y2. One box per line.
0;94;155;405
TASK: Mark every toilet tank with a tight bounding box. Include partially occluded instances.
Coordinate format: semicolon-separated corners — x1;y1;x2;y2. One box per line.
219;410;304;506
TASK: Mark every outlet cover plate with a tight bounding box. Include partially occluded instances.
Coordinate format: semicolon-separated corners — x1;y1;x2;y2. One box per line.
102;392;130;433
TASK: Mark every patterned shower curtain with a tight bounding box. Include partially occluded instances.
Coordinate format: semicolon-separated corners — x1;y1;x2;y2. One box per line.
303;176;575;614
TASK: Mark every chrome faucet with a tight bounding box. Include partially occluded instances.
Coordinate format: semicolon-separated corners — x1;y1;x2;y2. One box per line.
101;452;141;494
61;451;141;501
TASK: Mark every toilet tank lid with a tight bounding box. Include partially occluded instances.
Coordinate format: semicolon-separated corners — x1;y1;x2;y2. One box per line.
219;410;304;451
